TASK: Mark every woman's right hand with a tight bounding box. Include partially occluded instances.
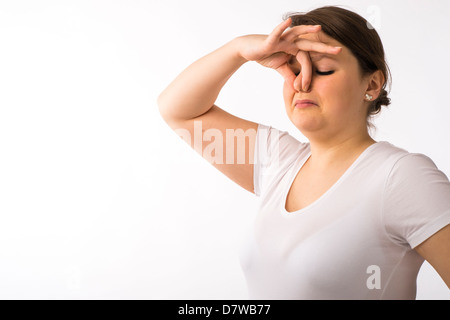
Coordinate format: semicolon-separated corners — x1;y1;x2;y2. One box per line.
236;18;341;91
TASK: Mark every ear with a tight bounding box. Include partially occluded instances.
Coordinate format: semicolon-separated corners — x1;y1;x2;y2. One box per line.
365;70;385;100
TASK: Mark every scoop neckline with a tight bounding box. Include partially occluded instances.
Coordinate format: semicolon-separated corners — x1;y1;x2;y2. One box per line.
281;141;385;216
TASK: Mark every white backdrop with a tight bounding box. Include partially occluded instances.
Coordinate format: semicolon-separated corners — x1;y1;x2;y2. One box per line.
0;0;449;299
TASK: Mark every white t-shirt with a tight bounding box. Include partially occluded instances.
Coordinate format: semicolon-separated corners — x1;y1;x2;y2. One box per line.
239;124;450;300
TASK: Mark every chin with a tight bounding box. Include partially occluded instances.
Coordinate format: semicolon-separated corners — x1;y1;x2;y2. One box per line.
287;109;325;134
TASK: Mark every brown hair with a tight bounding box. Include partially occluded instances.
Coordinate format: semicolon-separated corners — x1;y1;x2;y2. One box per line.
285;6;391;130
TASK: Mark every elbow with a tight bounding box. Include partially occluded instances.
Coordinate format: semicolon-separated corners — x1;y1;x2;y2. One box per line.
157;91;178;127
156;91;165;115
157;91;170;122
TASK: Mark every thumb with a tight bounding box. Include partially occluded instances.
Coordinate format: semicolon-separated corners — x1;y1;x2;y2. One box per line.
276;64;297;90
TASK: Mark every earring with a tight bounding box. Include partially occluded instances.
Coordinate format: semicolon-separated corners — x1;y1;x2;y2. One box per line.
365;93;373;101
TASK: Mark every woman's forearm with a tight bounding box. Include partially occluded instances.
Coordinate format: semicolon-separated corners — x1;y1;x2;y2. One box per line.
157;38;247;122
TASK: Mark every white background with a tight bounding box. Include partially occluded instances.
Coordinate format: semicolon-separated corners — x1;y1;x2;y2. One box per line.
0;0;449;299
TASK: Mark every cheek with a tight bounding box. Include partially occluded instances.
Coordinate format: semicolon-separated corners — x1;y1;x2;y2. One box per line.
283;80;295;108
316;76;343;94
316;75;360;106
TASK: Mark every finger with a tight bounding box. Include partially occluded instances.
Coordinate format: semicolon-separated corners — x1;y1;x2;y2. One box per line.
276;63;297;90
268;18;293;41
295;38;342;55
283;25;322;42
278;41;303;57
296;51;312;92
293;72;302;93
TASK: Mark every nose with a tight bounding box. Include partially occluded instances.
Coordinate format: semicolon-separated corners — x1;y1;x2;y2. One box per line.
299;86;311;93
293;71;314;93
297;80;312;93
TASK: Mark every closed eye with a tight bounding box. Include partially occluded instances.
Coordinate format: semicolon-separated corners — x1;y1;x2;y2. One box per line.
289;65;334;77
315;70;335;76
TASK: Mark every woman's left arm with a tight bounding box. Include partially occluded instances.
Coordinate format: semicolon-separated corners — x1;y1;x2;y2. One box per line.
415;224;450;288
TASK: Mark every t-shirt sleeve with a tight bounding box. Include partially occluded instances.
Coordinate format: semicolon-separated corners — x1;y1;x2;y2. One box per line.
382;153;450;248
253;123;307;197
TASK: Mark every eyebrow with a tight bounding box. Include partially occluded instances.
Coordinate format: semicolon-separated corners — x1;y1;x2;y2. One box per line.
287;53;338;68
309;54;338;62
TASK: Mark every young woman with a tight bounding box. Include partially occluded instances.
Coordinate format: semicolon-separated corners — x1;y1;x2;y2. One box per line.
158;6;450;299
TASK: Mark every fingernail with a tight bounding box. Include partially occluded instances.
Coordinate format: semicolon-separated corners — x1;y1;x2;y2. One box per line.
303;80;309;91
328;46;342;54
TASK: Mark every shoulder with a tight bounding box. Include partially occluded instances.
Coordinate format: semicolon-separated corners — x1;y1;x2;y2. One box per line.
370;141;450;189
370;141;409;163
385;149;446;185
257;123;307;149
254;124;310;197
369;141;441;177
380;143;450;248
256;123;310;166
379;142;450;207
362;141;450;196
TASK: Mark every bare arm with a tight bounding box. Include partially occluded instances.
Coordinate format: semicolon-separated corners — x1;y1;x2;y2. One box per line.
415;224;450;289
157;39;247;123
157;19;340;193
157;39;260;193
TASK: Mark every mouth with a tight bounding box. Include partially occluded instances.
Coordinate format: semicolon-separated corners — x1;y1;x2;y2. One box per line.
294;99;318;109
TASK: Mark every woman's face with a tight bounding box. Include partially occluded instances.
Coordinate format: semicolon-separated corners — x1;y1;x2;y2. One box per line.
283;31;370;140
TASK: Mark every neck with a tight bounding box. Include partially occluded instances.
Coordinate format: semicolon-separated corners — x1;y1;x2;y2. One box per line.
307;131;376;169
